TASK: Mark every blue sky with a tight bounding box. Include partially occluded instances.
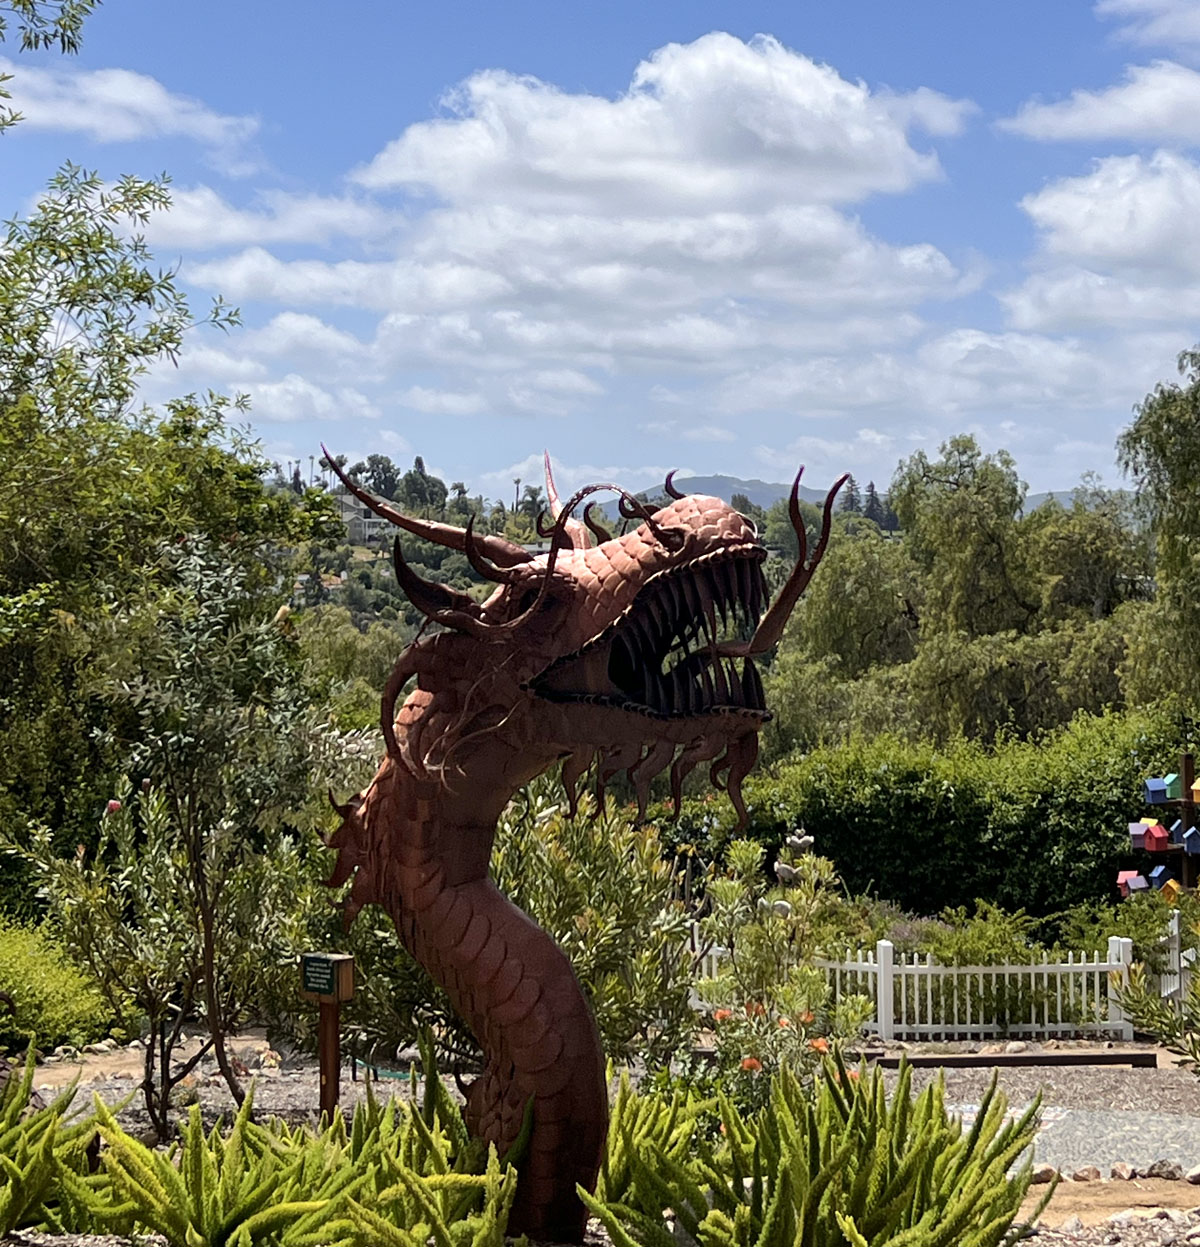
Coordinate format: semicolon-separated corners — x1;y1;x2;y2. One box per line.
5;0;1200;500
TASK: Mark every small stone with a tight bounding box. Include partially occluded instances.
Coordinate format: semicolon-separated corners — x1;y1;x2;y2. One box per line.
1030;1163;1058;1184
1147;1159;1184;1180
1111;1208;1149;1224
1043;1039;1060;1050
1056;1215;1083;1233
137;1128;159;1147
81;1044;106;1055
127;1038;143;1049
110;1070;134;1081
97;1038;118;1052
1111;1162;1136;1180
980;1042;1004;1055
1071;1166;1101;1182
1005;1041;1028;1055
1188;1164;1200;1185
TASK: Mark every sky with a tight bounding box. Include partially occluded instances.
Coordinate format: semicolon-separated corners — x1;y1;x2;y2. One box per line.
5;0;1200;502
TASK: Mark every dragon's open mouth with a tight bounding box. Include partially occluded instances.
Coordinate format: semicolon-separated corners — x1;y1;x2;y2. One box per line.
532;547;769;718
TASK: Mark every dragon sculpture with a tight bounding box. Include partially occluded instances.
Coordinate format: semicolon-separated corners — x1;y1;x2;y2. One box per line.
323;448;845;1242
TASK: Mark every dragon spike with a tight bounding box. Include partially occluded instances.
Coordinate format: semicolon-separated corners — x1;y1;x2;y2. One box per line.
715;470;848;659
582;503;612;544
542;451;592;549
464;516;520;584
663;470;686;500
322;444;532;568
391;538;497;644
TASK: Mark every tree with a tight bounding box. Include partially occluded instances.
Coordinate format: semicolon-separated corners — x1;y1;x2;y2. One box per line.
889;436;1036;639
519;484;546;524
362;453;400;501
839;475;861;514
1117;345;1200;693
862;481;885;527
0;1;98;132
23;544;334;1138
731;492;767;532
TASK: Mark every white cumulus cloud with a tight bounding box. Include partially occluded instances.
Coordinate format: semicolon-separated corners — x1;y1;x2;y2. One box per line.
1096;0;1200;57
0;58;257;164
1000;59;1200;143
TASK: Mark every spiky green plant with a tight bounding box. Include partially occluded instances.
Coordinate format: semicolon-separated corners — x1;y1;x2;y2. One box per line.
0;1047;93;1235
584;1054;1052;1247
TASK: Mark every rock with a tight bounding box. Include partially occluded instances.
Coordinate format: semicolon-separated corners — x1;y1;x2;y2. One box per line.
97;1038;118;1052
1188;1164;1200;1185
137;1128;160;1147
1071;1166;1101;1182
110;1070;134;1081
1043;1039;1060;1050
1056;1215;1083;1233
1030;1163;1058;1184
1147;1159;1184;1180
81;1044;107;1055
127;1038;143;1049
980;1043;1004;1055
1111;1162;1136;1180
1005;1041;1028;1055
1111;1208;1151;1224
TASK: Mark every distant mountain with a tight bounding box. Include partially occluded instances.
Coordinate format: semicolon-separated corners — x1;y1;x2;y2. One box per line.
589;476;1091;522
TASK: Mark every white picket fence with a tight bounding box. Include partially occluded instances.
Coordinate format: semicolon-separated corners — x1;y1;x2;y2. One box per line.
689;925;1137;1041
1159;909;1196;1006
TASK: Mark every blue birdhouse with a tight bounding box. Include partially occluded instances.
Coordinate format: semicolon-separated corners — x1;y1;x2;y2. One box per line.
1145;777;1169;804
1150;865;1175;890
1171;819;1185;844
1185;827;1200;857
1166;773;1183;800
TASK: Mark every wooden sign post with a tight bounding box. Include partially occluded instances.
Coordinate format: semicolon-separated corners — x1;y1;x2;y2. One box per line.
299;952;354;1120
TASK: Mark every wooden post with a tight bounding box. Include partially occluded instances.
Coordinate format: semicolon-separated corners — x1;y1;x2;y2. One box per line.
318;1000;340;1119
300;953;355;1121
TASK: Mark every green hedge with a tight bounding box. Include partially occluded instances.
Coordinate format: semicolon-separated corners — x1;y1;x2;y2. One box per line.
655;708;1178;916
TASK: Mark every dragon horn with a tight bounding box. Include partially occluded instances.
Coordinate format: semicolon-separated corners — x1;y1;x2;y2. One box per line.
582;503;612;544
323;444;532;567
391;538;498;642
663;470;686;500
464;516;521;584
715;471;848;658
543;450;591;550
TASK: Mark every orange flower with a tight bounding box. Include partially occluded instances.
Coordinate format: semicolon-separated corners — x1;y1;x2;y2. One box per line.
799;1011;815;1024
713;1009;733;1023
778;1017;790;1028
744;1001;766;1018
740;1056;763;1072
847;1068;860;1080
808;1037;829;1054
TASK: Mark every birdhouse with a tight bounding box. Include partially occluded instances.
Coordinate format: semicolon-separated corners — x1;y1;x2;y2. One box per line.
1128;875;1150;893
1186;828;1200;857
1166;773;1183;800
1145;823;1170;852
1171;818;1184;844
1162;878;1183;904
1129;823;1147;850
1191;779;1200;803
1150;865;1174;890
1145;777;1169;805
1117;870;1139;898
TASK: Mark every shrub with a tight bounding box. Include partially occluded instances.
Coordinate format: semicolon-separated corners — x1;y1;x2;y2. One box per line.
585;1057;1049;1247
657;707;1178;917
0;919;111;1051
694;841;872;1108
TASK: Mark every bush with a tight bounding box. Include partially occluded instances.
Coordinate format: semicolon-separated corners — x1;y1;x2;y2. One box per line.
587;1057;1048;1247
656;707;1178;917
0;919;111;1051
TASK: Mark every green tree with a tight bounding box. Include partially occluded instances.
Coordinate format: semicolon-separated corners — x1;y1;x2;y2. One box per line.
0;1;98;132
1117;345;1200;696
838;475;861;514
890;435;1036;639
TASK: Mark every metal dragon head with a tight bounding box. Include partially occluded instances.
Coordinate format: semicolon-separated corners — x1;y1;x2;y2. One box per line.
324;446;845;830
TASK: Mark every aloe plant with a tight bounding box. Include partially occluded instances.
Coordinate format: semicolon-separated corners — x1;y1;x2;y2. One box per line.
583;1054;1053;1247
